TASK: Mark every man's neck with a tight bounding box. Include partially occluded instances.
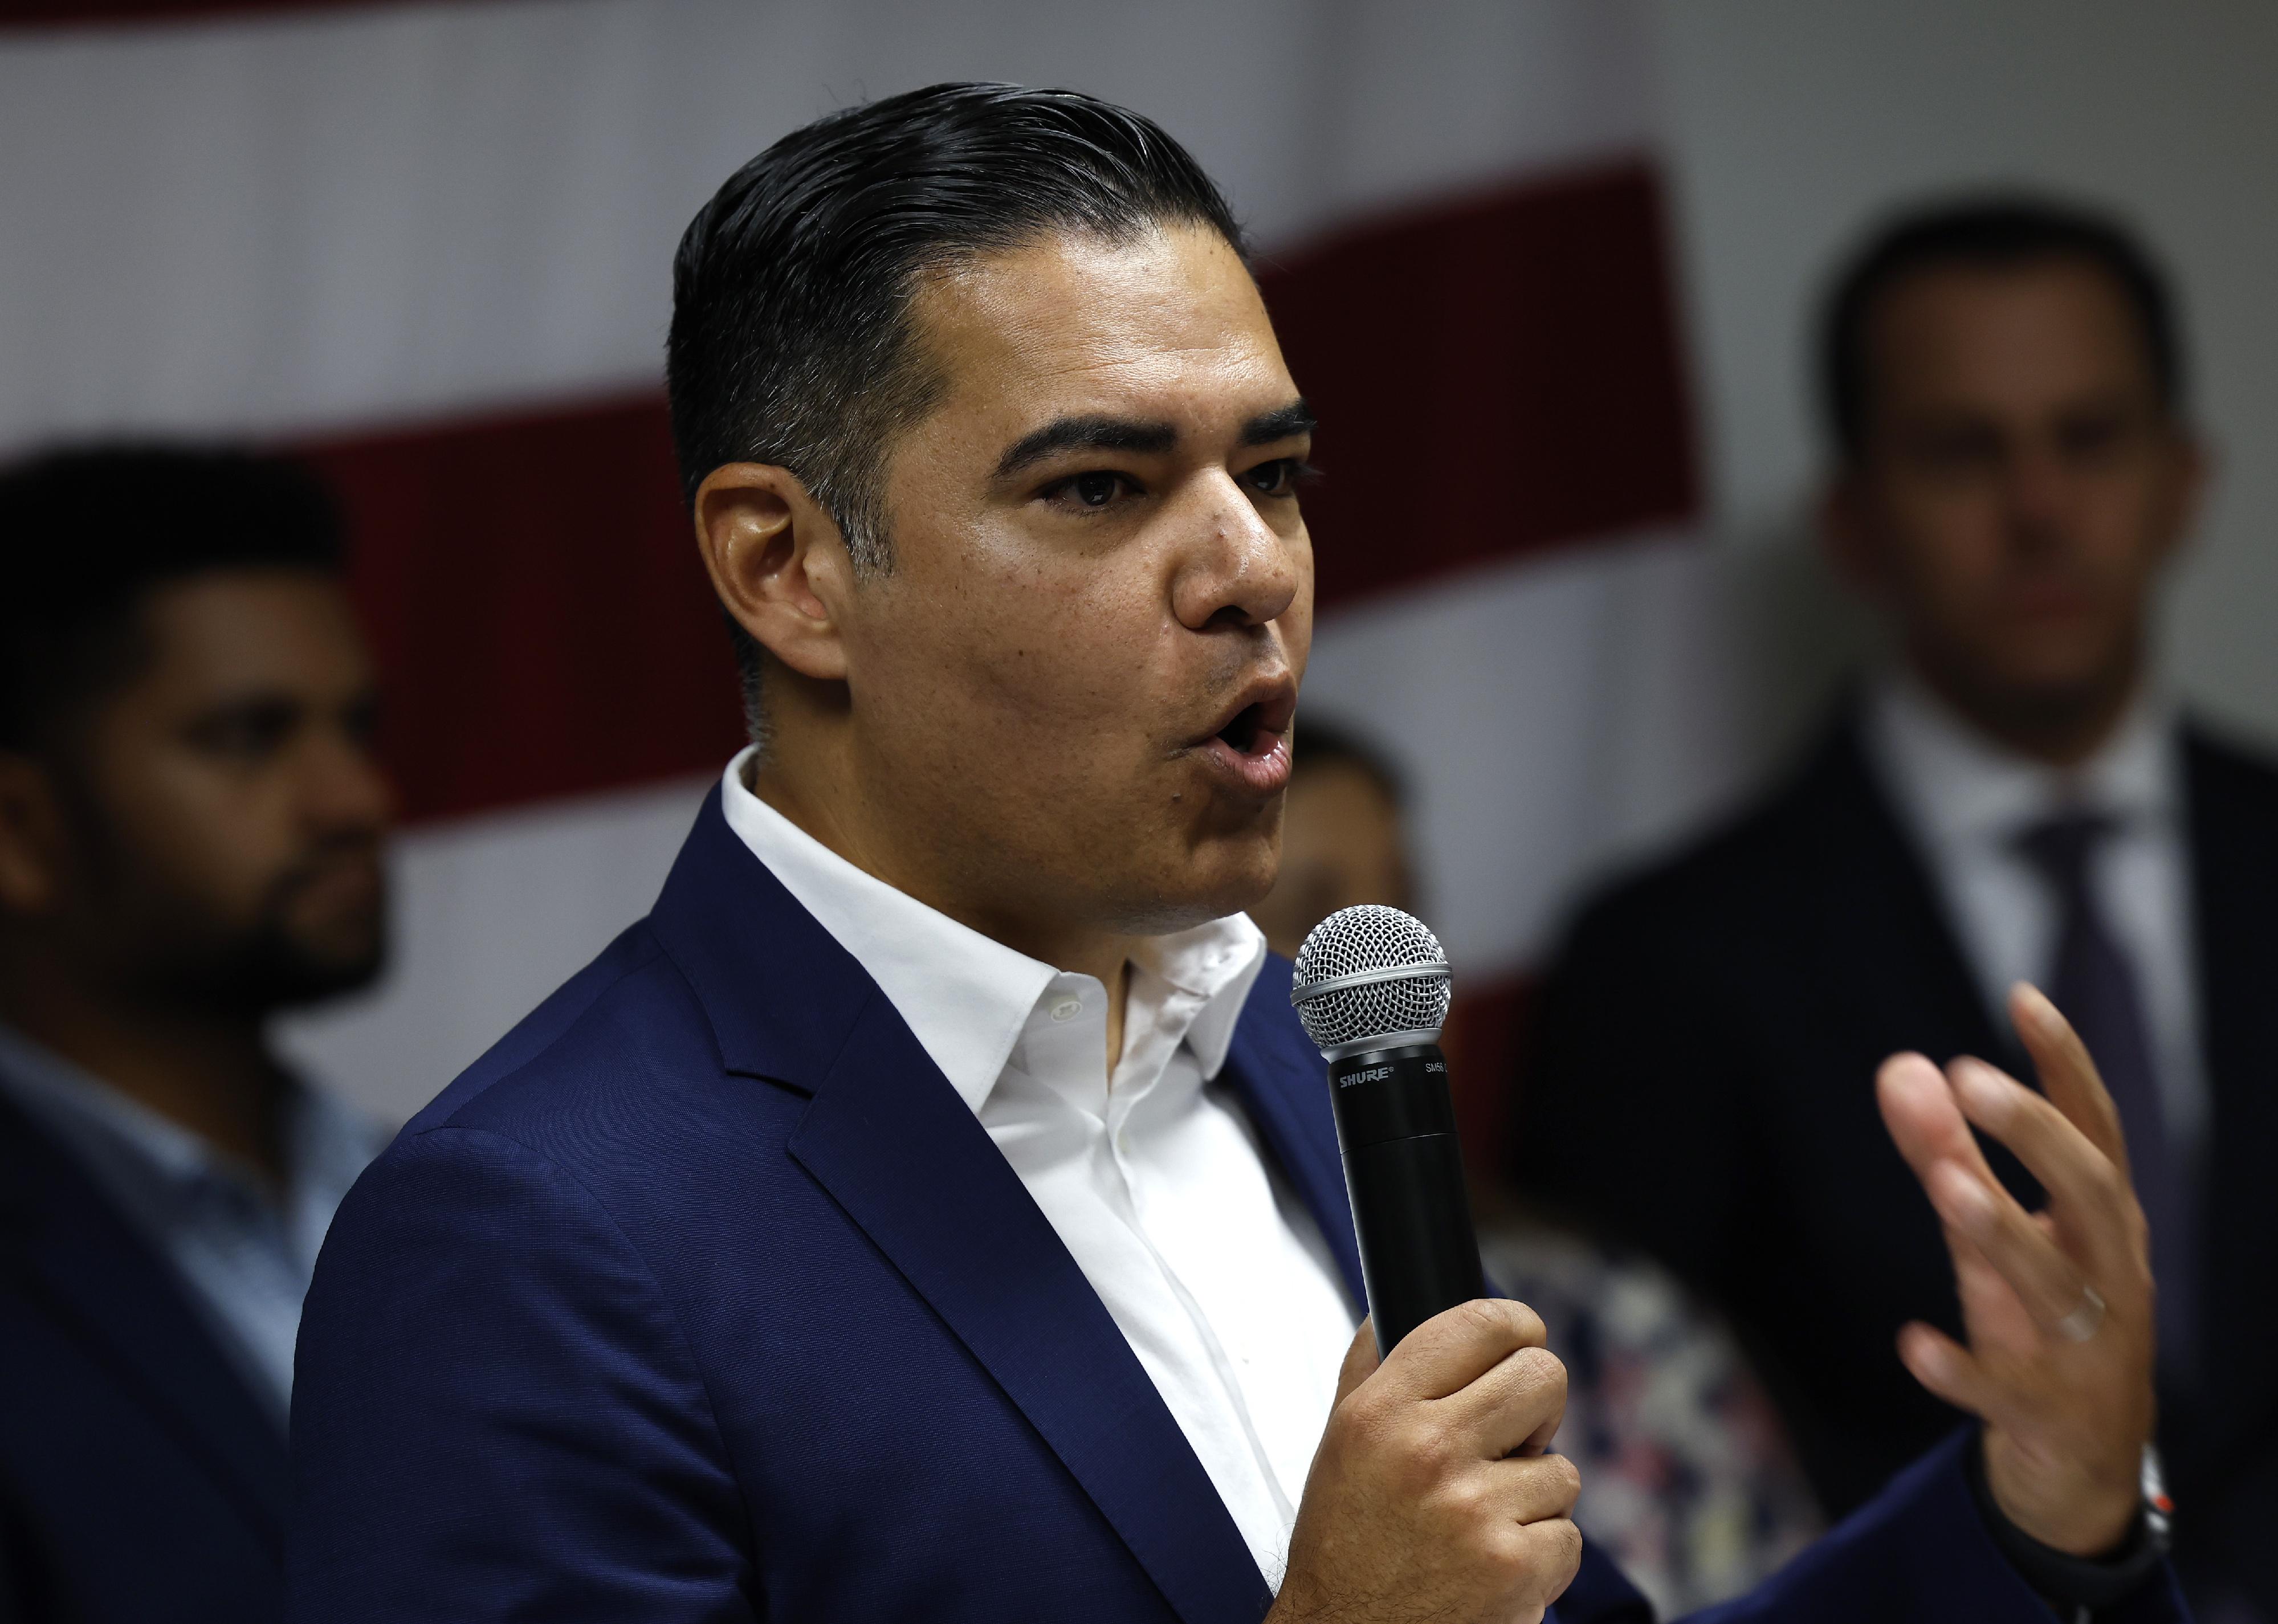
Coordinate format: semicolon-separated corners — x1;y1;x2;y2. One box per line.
1905;644;2147;770
747;752;1139;1074
0;956;288;1187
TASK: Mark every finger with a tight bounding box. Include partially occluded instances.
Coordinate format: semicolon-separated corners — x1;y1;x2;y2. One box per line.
1502;1516;1586;1615
1381;1299;1549;1402
2010;983;2130;1178
1922;1156;2089;1330
1877;1051;2000;1190
1882;1055;2089;1334
1440;1341;1567;1459
1947;1057;2142;1282
1475;1450;1583;1527
1333;1318;1379;1406
1896;1320;2008;1424
1948;1215;2048;1357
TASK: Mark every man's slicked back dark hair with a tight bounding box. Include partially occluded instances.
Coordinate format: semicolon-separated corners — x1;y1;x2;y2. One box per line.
0;444;345;753
1819;194;2185;460
666;81;1245;736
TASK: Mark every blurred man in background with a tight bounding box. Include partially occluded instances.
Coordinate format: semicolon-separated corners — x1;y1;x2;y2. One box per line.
1518;197;2278;1620
1245;719;1413;958
1256;718;1819;1616
0;447;393;1624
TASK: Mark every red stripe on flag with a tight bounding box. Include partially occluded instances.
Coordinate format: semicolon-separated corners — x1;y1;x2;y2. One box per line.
289;158;1697;826
1;0;425;30
298;397;745;827
1260;160;1700;610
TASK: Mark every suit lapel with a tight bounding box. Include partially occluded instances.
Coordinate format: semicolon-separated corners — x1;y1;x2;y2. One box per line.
1792;715;2052;1221
786;995;1272;1624
1220;969;1366;1310
1800;715;2015;1072
650;795;1270;1624
2182;731;2278;1442
0;1093;288;1547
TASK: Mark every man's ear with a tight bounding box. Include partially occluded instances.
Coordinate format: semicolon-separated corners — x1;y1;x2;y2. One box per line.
0;753;68;917
693;463;853;683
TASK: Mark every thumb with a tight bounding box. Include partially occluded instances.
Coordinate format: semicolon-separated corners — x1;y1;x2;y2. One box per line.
1334;1317;1381;1404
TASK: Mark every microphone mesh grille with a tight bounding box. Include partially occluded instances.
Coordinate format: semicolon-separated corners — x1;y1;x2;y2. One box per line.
1289;904;1452;1052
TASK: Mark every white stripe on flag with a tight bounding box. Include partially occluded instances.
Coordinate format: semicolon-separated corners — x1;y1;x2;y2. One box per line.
0;0;1656;455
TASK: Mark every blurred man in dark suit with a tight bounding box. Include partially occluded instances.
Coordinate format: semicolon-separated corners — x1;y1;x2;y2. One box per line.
0;447;393;1624
1517;196;2277;1622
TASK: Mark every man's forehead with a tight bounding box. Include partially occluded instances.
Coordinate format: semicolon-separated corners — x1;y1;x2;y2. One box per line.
912;224;1295;439
1874;261;2157;403
142;571;367;687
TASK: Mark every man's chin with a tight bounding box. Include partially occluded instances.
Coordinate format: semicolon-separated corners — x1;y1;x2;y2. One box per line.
1108;844;1279;938
238;927;389;1012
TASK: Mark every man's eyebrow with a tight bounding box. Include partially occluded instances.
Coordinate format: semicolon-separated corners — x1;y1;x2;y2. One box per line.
1242;399;1317;446
993;415;1180;479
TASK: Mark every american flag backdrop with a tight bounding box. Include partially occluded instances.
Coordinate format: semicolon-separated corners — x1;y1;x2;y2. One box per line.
2;0;1776;1141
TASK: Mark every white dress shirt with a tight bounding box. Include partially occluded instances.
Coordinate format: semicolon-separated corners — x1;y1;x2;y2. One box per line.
1863;668;2207;1163
719;749;1359;1586
0;1021;384;1424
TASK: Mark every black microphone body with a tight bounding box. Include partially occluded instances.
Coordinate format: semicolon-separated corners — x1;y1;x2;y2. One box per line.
1326;1040;1481;1357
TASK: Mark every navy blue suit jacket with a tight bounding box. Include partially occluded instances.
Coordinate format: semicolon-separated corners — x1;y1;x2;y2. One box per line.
0;1094;288;1623
288;791;2187;1623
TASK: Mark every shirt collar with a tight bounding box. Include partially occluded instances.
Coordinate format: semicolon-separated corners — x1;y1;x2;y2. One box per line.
0;1021;378;1219
1132;917;1269;1081
0;1021;226;1198
716;748;1266;1113
1865;664;2180;852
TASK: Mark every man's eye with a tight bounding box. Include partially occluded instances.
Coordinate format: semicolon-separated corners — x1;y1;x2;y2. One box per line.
188;703;298;763
1908;430;2003;477
1045;471;1138;509
1241;458;1313;497
342;696;382;748
2058;415;2129;463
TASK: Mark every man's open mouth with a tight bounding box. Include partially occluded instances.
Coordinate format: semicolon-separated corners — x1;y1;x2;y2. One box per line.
1218;703;1272;754
1194;681;1298;794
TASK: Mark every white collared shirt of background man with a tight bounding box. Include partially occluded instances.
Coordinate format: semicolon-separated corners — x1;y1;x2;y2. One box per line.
719;749;1358;1588
0;1021;385;1425
1865;668;2206;1164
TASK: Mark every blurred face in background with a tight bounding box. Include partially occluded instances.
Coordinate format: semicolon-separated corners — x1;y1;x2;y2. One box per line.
1824;258;2202;756
1249;750;1412;961
1;571;394;1013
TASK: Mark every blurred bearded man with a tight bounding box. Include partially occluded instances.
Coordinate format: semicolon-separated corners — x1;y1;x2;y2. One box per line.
291;87;2186;1624
0;447;393;1624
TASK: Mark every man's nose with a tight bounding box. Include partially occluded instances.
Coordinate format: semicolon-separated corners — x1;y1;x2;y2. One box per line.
1170;474;1305;631
2002;443;2079;549
302;725;398;838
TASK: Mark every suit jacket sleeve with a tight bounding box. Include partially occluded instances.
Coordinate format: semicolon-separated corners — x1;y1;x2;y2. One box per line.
1556;1431;2185;1624
287;1125;755;1624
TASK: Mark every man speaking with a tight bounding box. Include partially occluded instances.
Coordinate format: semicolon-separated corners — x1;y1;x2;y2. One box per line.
289;85;2182;1623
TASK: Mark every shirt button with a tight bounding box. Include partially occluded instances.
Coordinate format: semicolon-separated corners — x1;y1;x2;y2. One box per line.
1050;998;1083;1023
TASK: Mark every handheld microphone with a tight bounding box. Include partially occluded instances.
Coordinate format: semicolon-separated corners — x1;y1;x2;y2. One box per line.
1290;905;1481;1357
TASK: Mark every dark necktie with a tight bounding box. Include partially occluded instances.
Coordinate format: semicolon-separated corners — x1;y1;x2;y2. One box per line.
2013;811;2195;1376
